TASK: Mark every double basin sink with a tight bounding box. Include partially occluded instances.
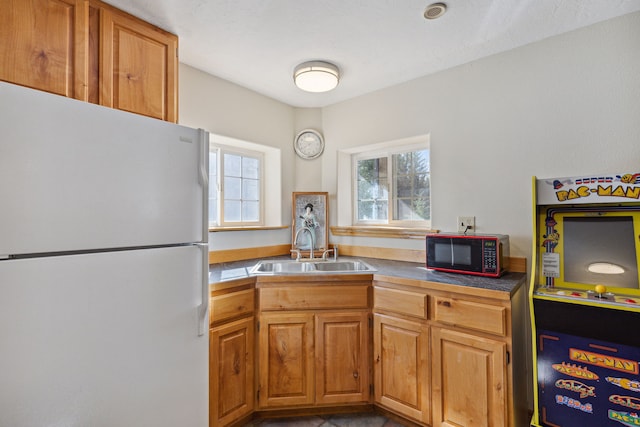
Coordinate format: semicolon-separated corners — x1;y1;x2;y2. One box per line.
250;259;375;275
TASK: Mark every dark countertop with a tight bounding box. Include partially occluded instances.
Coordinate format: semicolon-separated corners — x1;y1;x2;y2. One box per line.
209;255;526;296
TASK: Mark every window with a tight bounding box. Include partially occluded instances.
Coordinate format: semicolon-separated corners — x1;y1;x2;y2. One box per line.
336;135;430;228
392;150;430;221
356;156;389;221
208;134;281;229
209;141;264;227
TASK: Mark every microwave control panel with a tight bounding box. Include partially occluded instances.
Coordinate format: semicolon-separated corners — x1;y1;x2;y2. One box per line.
482;239;498;273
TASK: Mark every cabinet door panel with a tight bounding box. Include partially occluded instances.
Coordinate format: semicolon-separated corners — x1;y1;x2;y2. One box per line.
373;314;430;424
210;317;254;427
258;313;314;408
100;8;177;122
0;0;88;98
431;327;506;427
316;312;369;404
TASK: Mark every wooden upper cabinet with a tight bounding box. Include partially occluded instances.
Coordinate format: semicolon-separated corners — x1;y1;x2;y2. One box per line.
0;0;88;99
98;6;178;122
0;0;178;122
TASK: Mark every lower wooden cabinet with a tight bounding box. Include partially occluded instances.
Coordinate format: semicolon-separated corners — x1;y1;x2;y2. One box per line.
209;279;256;427
258;312;315;408
209;316;255;427
315;312;370;405
209;273;526;426
430;327;507;427
373;313;430;425
373;278;527;427
257;310;370;408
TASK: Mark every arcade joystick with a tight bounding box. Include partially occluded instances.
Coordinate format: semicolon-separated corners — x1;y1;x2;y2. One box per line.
594;284;606;298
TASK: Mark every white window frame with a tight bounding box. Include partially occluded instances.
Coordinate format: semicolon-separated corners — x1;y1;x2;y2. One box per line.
337;134;430;228
208;134;281;229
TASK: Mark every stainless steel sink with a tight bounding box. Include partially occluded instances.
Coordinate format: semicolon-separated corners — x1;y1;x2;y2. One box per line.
251;261;314;274
249;259;375;275
313;260;373;272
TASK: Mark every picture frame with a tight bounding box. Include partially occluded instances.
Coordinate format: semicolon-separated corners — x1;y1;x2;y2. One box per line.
291;192;329;258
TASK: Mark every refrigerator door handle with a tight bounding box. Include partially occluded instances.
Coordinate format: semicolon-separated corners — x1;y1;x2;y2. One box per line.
197;242;209;336
198;129;209;245
197;129;209;336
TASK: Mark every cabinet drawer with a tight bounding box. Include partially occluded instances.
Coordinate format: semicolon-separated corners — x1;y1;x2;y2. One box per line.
210;289;255;325
432;296;506;336
374;286;428;319
259;286;369;311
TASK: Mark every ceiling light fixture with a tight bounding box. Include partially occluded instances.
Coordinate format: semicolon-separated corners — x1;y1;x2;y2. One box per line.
424;3;447;20
293;61;340;93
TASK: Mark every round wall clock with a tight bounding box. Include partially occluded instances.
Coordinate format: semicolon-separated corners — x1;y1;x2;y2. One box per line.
294;129;325;159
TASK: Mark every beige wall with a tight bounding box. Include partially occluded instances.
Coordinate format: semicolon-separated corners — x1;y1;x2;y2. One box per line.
180;12;640;261
178;65;296;250
322;11;640;266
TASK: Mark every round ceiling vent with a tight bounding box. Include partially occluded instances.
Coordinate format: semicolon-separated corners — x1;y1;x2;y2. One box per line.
424;3;447;20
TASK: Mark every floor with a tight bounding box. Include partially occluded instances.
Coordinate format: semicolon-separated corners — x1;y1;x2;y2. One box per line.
244;412;407;427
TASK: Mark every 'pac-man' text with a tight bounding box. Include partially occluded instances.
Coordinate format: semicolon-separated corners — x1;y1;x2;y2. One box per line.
556;185;640;202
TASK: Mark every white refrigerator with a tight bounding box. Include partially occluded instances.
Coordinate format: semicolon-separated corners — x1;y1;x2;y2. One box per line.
0;81;209;426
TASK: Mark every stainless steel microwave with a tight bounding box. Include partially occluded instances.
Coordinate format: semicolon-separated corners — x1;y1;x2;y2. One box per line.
425;233;510;277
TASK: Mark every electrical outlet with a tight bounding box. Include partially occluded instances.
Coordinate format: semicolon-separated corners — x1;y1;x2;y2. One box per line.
457;216;475;233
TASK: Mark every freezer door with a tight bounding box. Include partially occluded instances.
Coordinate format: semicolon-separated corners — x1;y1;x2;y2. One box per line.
0;246;208;427
0;82;208;255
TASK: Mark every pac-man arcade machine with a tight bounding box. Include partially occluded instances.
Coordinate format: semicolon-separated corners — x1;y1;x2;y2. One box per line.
530;172;640;427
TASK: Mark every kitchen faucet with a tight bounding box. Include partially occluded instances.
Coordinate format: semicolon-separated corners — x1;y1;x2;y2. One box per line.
294;226;315;260
322;245;338;261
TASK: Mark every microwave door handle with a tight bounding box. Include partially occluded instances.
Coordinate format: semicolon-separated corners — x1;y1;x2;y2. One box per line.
450;241;455;265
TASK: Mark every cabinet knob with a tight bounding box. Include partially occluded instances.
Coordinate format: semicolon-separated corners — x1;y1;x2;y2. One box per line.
439;300;451;307
353;371;359;379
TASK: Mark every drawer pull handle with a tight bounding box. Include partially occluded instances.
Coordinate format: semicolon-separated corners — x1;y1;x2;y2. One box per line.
439;300;451;307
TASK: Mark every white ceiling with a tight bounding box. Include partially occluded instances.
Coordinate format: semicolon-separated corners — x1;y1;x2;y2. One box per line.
105;0;640;108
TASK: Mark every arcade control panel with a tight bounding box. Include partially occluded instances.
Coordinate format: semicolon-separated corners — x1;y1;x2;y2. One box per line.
535;285;640;308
